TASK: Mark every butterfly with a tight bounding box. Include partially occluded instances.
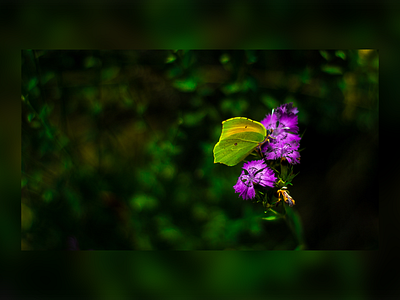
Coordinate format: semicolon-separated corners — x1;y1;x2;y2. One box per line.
213;117;274;166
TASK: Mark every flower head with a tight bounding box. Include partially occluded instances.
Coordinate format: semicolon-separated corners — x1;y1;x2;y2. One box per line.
275;103;299;134
264;132;301;164
260;103;301;164
233;160;277;200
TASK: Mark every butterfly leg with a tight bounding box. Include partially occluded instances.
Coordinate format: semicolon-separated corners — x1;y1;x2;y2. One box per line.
257;143;264;158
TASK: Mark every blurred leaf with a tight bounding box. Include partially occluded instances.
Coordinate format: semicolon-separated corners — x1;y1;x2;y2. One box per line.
42;190;53;203
173;77;197;92
93;102;102;115
335;50;346;60
321;64;343;75
27;77;38;91
262;208;283;221
44;126;55;139
337;78;346;91
101;66;120;81
220;53;230;64
130;194;158;211
245;50;257;64
165;53;177;63
221;82;242;95
243;77;257;92
39;104;53;119
300;67;311;84
21;177;28;188
84;56;102;68
262;215;279;221
319;50;331;61
27;113;35;122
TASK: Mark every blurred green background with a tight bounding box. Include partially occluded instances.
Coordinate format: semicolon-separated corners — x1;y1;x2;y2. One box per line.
0;1;390;299
21;49;378;251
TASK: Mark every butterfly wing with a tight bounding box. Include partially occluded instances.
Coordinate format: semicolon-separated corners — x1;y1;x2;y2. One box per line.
214;138;261;166
213;117;267;166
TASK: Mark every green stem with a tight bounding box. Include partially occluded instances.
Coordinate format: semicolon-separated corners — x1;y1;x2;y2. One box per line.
283;205;307;250
280;161;288;180
269;209;280;215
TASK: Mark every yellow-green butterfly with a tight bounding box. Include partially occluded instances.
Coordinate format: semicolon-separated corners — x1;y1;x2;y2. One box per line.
213;117;270;166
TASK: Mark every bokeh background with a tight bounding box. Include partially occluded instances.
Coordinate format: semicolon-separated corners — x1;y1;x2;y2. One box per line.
0;2;390;298
21;49;378;251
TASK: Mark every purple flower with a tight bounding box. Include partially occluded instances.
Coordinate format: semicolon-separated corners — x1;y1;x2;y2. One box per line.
264;132;301;164
233;160;277;200
275;104;299;134
260;103;301;164
276;102;299;117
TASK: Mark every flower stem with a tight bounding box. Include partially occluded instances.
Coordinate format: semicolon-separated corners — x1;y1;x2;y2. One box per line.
280;160;288;180
283;205;307;250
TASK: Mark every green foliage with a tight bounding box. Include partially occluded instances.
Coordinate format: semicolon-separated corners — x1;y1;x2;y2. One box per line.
27;77;38;91
165;53;177;64
321;64;343;75
219;53;230;64
335;50;347;60
173;77;197;92
319;50;331;61
21;50;378;250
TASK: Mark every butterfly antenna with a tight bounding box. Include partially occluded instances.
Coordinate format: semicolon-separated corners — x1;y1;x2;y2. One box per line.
271;108;281;130
270;108;274;128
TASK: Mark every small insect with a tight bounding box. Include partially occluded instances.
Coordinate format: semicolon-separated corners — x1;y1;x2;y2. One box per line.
276;186;295;207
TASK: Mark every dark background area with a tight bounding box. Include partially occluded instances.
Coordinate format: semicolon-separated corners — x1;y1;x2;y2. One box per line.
21;49;378;251
0;2;392;299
